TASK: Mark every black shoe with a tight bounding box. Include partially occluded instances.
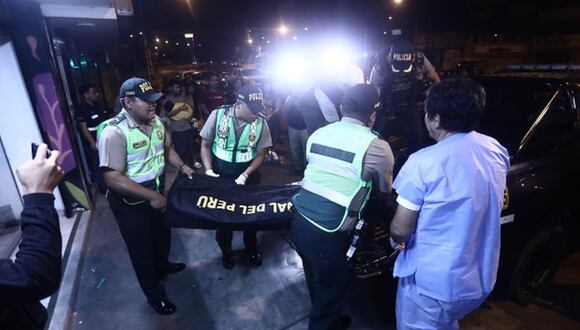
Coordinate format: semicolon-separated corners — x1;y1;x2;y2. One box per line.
148;298;177;315
163;262;186;275
247;250;262;267
222;252;235;270
330;315;352;330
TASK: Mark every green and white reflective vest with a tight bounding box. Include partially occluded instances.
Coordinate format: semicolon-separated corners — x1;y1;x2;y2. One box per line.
97;110;166;196
299;121;377;232
211;106;263;177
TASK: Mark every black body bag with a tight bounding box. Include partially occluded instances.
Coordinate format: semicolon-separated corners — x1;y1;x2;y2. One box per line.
165;174;300;230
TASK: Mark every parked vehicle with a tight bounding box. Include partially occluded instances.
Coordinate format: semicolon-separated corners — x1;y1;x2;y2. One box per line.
355;72;580;306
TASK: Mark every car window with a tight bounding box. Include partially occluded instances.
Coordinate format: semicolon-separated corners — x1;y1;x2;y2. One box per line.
477;78;556;154
524;92;577;152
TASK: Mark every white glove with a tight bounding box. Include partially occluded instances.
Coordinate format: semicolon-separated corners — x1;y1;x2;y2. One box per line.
235;173;248;185
205;169;220;177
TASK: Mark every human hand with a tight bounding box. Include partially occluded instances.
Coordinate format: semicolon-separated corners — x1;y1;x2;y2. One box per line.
235;173;248;185
149;193;167;211
205;169;220;177
180;165;194;179
389;236;406;250
16;144;64;195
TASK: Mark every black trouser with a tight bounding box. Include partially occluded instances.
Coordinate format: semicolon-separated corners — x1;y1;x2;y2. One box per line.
108;194;171;302
172;129;196;165
374;103;425;153
82;142;106;190
215;172;260;253
291;212;352;330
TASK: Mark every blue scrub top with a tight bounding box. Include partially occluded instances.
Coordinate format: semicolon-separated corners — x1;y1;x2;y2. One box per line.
393;131;509;302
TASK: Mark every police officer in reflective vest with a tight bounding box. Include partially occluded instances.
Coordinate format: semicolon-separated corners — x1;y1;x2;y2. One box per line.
369;39;440;153
97;77;193;315
200;84;273;270
292;84;395;329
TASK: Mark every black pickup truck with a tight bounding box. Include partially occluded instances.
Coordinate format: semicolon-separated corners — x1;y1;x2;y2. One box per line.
477;72;580;304
356;72;580;305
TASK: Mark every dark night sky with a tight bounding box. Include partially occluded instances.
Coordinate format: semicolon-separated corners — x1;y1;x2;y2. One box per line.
138;0;427;34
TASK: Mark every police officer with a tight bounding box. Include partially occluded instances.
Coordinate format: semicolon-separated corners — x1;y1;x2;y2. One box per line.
76;82;110;192
369;39;440;152
199;84;273;270
97;77;193;315
291;84;395;329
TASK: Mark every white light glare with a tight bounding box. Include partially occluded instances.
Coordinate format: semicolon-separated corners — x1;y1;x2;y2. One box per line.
278;24;289;35
321;48;353;74
272;54;308;87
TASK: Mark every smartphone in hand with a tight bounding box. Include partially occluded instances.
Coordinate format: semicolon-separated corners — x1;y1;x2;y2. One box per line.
31;143;52;159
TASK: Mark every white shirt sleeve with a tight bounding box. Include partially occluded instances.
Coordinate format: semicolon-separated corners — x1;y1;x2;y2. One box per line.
314;88;340;123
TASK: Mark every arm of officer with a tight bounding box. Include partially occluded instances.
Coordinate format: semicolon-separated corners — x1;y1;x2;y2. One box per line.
103;171;163;202
76;108;97;150
369;139;394;195
166;146;193;179
422;53;441;83
243;148;267;178
78;122;97;150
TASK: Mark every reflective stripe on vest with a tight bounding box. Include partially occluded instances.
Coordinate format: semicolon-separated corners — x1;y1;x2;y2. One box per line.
211;106;263;163
97;111;165;186
300;121;377;232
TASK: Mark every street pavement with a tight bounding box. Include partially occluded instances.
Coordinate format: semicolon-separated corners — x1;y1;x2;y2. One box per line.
63;153;580;330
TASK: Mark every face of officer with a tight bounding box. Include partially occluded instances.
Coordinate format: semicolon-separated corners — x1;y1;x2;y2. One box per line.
235;100;258;123
84;87;100;104
124;97;157;123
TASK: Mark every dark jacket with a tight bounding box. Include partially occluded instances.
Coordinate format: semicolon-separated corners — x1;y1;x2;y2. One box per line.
0;194;62;330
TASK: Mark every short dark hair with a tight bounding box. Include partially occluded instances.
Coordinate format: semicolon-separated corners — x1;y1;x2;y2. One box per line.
425;78;485;133
341;84;379;122
78;83;96;96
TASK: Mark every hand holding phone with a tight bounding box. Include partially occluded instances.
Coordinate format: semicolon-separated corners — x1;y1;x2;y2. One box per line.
17;143;64;194
31;143;52;159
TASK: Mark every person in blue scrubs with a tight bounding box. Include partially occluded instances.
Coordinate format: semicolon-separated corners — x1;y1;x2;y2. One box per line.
389;78;510;329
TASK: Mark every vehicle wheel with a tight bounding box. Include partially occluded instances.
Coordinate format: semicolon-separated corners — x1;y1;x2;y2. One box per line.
509;227;566;305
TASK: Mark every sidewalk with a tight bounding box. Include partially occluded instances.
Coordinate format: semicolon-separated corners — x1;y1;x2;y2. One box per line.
55;164;391;330
49;161;580;330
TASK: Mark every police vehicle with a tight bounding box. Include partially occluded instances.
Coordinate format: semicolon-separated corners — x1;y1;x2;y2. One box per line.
355;71;580;306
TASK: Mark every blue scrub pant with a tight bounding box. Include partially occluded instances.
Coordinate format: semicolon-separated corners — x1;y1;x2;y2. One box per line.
396;275;487;330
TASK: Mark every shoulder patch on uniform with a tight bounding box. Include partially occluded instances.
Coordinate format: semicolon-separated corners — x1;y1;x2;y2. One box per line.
109;113;127;126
